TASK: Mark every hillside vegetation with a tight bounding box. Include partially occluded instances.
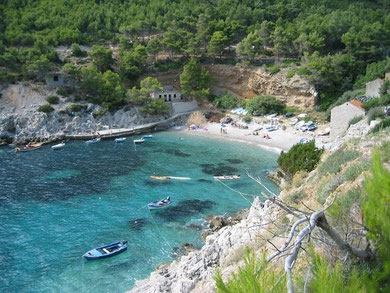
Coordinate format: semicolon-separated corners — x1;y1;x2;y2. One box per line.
216;128;390;292
1;0;390;110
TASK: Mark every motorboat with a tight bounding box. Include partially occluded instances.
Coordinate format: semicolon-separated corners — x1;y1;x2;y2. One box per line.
83;241;128;260
214;175;241;181
51;142;65;150
115;137;126;143
150;175;171;180
148;196;172;210
15;142;43;152
133;139;145;144
86;138;101;144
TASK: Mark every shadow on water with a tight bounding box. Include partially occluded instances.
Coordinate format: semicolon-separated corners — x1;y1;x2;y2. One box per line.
144;179;173;186
225;159;243;164
200;163;238;176
154;199;216;221
128;218;149;231
197;178;213;183
164;149;191;158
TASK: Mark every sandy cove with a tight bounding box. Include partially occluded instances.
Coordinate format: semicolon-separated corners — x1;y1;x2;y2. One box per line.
180;118;331;153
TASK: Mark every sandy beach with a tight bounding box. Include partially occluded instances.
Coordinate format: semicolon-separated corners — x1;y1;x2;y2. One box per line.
180;115;331;153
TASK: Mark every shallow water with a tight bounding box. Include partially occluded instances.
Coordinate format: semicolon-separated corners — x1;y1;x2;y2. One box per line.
0;132;278;292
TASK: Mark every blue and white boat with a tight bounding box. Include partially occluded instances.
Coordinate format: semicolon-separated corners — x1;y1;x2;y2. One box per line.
148;196;172;210
86;138;101;144
115;137;126;143
133;138;145;144
83;240;128;260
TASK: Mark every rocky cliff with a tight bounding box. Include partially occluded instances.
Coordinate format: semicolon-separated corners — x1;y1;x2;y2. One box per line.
148;64;317;109
0;82;167;144
129;198;281;293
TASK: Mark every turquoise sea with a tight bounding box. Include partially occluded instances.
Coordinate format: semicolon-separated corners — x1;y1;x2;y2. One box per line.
0;131;278;292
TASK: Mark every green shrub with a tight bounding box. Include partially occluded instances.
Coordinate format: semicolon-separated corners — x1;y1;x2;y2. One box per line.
328;188;362;219
38;104;54;113
215;250;286;292
317;174;345;204
213;94;240;110
318;149;359;177
141;99;169;115
242;114;252;124
246;95;286;115
367;107;385;124
363;151;390;290
56;87;73;97
268;65;280;75
92;109;106;118
277;141;323;178
370;118;390;133
286;69;296;78
287;190;307;204
348;115;363;126
296;66;310;76
46;95;59;104
69;104;85;112
344;161;369;181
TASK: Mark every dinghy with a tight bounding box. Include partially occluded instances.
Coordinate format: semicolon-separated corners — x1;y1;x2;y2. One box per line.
86;138;101;144
83;240;128;260
214;175;241;181
51;142;65;150
148;196;172;210
15;142;43;152
133;139;145;144
115;137;126;143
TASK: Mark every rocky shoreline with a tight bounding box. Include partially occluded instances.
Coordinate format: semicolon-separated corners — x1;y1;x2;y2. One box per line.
128;198;280;293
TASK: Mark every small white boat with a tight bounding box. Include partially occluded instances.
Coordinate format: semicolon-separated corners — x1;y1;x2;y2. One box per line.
133;139;145;144
51;142;65;150
148;196;172;210
86;138;101;144
214;175;241;181
115;137;126;143
266;125;278;132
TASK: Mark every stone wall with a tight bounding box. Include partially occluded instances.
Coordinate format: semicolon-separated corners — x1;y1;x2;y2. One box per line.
330;102;365;140
171;101;198;115
365;79;383;98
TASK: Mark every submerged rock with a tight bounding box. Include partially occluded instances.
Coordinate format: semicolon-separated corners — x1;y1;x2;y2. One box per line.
128;218;148;230
155;199;215;221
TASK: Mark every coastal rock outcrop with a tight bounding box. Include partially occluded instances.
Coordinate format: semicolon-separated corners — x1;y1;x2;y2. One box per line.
129;197;278;293
148;64;317;110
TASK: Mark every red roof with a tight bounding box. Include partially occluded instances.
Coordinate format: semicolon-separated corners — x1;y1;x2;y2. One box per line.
349;99;365;111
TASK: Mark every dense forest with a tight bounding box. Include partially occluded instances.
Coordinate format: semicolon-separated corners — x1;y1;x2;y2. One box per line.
1;0;390;110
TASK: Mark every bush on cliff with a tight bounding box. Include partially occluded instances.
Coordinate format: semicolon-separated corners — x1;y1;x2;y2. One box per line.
46;95;59;104
38;104;54;113
246;95;285;115
277;141;323;178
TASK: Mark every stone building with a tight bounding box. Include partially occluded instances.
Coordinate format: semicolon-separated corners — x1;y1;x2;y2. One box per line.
365;78;383;98
151;85;183;102
45;73;75;87
330;100;366;140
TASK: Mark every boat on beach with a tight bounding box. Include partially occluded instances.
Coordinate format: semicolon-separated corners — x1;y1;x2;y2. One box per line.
115;137;126;143
148;196;172;210
86;138;101;144
214;175;241;181
51;142;65;150
83;240;128;260
15;142;43;152
133;139;145;144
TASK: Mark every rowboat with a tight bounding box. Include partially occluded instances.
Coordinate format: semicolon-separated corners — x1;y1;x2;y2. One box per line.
15;142;43;152
83;241;128;260
148;196;172;210
133;139;145;144
86;138;101;144
214;175;241;181
115;137;126;143
51;142;65;150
